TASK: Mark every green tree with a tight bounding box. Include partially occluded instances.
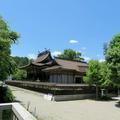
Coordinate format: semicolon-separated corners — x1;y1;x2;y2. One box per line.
105;34;120;95
0;86;15;103
100;62;112;88
11;56;29;80
58;49;84;61
84;60;101;99
13;56;29;67
12;69;27;80
0;17;19;80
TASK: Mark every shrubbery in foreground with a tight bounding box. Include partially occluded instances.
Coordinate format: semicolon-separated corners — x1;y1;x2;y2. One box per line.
0;85;15;103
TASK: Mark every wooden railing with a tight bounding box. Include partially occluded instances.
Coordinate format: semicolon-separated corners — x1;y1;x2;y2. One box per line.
0;103;37;120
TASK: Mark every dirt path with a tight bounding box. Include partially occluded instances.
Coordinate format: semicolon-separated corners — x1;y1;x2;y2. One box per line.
9;85;120;120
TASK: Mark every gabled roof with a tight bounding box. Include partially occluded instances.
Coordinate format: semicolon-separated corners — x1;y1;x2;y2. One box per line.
21;50;88;73
21;50;54;69
34;50;53;63
42;58;88;73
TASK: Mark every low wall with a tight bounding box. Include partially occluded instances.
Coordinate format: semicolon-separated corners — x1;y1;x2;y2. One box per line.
54;94;95;101
6;80;96;95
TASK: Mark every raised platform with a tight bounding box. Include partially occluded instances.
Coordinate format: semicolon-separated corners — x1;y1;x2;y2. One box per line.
6;80;95;96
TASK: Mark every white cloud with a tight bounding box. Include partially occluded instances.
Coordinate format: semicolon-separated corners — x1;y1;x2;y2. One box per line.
84;56;91;62
99;59;105;62
81;47;87;50
69;40;79;44
51;51;62;57
28;54;37;59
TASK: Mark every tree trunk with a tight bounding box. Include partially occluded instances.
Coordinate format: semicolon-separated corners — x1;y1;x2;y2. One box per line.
96;85;99;99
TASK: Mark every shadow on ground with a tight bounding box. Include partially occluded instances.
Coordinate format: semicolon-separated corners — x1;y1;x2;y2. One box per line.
115;101;120;108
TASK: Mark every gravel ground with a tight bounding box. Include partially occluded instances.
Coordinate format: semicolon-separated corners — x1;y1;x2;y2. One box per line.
9;85;120;120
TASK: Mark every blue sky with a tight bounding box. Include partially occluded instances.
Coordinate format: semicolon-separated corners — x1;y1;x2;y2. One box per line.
0;0;120;61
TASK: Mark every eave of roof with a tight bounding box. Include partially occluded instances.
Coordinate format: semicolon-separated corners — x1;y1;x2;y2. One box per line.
42;65;87;73
20;62;46;69
42;66;76;72
20;60;54;69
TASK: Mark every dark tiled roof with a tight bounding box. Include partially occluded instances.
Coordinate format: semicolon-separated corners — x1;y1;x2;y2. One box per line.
21;50;54;69
42;58;88;73
55;58;88;67
21;51;88;73
34;51;51;63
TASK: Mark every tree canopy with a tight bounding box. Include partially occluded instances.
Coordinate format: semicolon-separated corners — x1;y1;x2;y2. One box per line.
84;60;101;85
13;56;29;67
12;69;27;80
84;60;112;98
0;17;19;80
58;49;84;61
12;56;29;80
84;60;101;99
100;62;112;88
105;34;120;87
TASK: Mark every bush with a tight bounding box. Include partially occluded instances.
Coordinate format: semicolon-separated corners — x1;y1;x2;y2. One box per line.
12;69;27;80
0;85;15;103
100;95;112;101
